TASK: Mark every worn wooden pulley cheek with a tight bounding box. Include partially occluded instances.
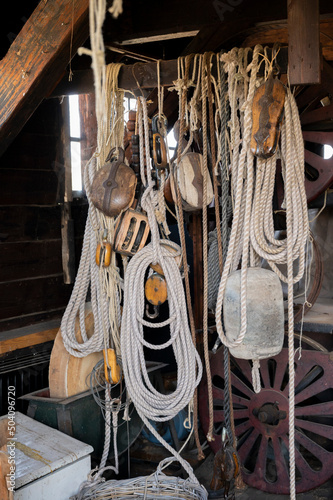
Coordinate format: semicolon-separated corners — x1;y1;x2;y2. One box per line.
250;74;286;159
152;133;168;170
223;267;284;360
90;147;137;218
144;273;168;306
172;152;214;211
113;207;150;256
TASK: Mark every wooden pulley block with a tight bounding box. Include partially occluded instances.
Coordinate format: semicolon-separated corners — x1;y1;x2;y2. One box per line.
90;147;137;218
172;152;214;211
144;272;168;306
96;231;112;267
250;72;286;159
153;133;168;170
113;207;150;256
103;348;121;384
163;172;174;204
150;242;182;275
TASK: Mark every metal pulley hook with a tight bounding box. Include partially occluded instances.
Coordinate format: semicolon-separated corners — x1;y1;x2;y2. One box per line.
145;303;160;319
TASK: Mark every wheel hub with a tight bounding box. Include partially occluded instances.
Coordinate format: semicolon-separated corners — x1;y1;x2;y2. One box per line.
253;401;287;426
199;347;333;494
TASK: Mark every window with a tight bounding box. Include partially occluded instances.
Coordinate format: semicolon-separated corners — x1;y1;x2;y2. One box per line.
68;94;82;192
323;144;333;160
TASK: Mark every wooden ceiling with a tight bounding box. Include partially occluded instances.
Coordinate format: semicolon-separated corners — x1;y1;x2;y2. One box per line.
1;0;333;157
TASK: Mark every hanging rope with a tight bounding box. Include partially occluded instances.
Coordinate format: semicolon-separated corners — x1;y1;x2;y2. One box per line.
120;96;203;484
63;0;127;479
172;53;205;460
200;52;215;443
215;45;308;499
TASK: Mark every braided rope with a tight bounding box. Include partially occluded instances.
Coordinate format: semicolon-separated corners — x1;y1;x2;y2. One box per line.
172;54;204;460
215;46;308;498
120;97;203;484
215;45;262;350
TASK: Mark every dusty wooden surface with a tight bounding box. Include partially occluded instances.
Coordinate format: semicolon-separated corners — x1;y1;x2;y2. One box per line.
288;0;321;84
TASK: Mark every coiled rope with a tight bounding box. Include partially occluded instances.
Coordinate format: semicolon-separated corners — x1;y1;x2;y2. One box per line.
120;96;203;484
215;45;308;500
62;0;126;476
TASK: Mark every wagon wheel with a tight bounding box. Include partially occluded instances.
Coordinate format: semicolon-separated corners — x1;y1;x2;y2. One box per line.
275;61;333;208
198;339;333;494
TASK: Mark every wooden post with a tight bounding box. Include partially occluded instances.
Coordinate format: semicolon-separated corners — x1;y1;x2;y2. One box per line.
288;0;321;85
60;98;76;284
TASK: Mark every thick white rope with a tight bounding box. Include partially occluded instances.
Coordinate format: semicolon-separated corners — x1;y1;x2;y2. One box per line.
215;46;308;499
215;45;261;350
62;0;124;359
62;1;126;484
120;97;203;484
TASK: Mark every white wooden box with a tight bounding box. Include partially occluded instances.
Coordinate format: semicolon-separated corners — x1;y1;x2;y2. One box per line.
2;412;93;500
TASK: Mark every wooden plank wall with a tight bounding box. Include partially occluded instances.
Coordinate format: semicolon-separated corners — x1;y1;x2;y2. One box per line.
0;98;87;334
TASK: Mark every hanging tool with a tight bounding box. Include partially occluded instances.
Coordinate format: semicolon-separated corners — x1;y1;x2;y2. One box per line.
145;303;160;319
95;229;112;267
90;147;137;218
152;114;169;171
144;272;168;306
250;48;286;159
210;428;240;498
113;184;150;257
103;347;122;384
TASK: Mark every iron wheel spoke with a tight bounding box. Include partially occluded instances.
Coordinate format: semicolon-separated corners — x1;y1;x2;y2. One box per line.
237;428;260;462
295;418;333;441
295;428;331;463
295;401;333;417
271;435;290;485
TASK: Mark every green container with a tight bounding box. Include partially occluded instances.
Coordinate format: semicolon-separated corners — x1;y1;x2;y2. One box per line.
20;387;143;460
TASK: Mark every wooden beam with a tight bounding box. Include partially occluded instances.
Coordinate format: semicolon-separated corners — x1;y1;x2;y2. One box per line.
52;49;290;97
288;0;321;84
0;0;90;158
242;18;333;61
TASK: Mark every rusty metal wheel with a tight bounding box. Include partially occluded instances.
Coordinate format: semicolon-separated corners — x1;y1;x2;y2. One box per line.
198;339;333;494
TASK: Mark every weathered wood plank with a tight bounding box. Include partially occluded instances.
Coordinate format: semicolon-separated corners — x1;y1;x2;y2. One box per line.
0;275;72;320
0;169;60;205
0;206;61;242
0;328;58;355
288;0;321;84
0;309;65;334
53;48;290;97
79;93;97;164
0;240;63;281
0;0;90;158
